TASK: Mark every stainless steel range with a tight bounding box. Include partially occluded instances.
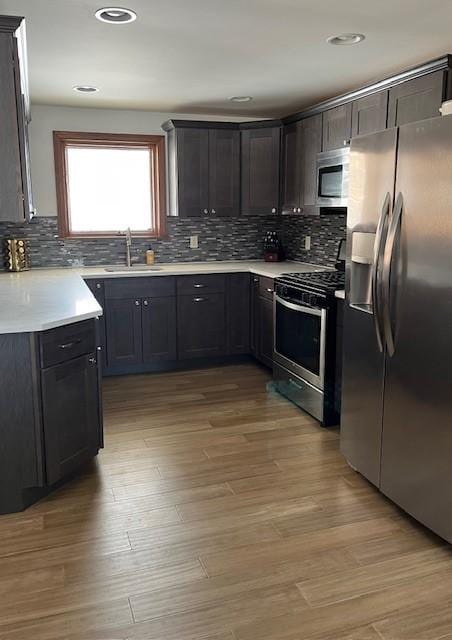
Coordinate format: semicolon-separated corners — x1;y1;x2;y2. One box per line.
273;256;344;426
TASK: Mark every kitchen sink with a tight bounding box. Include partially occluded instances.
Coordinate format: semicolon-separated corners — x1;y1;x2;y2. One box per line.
104;266;163;272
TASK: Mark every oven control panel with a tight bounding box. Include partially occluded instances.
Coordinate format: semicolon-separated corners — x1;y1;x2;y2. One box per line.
275;283;327;310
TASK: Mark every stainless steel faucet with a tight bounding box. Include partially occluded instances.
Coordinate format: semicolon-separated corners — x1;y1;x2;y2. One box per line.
125;227;132;267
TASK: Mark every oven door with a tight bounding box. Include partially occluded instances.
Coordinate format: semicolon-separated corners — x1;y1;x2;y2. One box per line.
274;295;326;390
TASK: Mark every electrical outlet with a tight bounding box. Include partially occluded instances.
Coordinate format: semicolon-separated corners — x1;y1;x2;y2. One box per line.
189;235;199;249
305;235;311;251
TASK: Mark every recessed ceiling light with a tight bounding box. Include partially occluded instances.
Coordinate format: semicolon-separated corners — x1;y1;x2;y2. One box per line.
73;85;99;93
95;7;137;23
230;96;253;103
327;33;365;46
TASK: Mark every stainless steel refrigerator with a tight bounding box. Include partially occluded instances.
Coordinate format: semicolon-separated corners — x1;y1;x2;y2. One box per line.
341;114;452;543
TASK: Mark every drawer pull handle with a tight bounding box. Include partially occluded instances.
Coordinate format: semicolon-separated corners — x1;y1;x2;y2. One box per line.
58;339;81;350
193;297;206;302
193;284;205;288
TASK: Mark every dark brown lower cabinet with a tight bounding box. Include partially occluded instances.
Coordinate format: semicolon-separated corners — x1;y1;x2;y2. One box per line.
41;353;100;485
258;296;274;368
226;273;250;354
177;293;226;359
105;298;142;367
250;274;274;368
142;297;177;362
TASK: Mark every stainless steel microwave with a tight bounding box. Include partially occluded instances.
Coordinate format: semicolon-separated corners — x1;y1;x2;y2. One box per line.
316;147;349;208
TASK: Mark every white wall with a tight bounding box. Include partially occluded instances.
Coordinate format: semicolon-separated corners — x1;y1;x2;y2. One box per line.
29;104;259;216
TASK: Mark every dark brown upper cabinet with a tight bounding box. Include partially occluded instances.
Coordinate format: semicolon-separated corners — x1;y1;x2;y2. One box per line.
322;103;352;151
387;71;445;127
281;122;303;214
164;122;239;217
241;126;281;215
352;91;389;137
173;127;209;218
300;114;322;210
0;16;34;222
209;129;240;217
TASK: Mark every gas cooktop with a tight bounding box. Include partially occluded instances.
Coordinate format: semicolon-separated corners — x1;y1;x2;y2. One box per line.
277;270;345;294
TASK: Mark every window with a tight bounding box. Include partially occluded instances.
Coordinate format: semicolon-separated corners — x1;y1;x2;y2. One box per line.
53;131;166;238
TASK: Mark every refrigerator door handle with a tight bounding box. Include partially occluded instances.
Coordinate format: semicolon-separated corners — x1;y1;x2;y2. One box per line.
382;191;404;357
371;191;391;352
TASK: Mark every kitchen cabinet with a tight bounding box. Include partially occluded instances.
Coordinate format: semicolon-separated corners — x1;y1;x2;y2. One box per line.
250;274;274;368
104;277;177;370
105;297;143;367
387;71;445;127
226;273;250;354
84;279;107;369
164;121;240;217
209;129;240;217
177;293;226;359
281;122;303;214
300;114;323;210
0;319;103;514
322;103;352;151
241;126;281;215
41;353;100;485
142;296;177;362
0;17;34;222
351;91;388;137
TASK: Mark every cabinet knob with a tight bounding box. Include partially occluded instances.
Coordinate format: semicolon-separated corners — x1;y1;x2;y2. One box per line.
203;208;209;214
211;209;216;214
298;207;302;213
271;208;277;213
267;288;274;294
293;208;297;213
143;300;149;306
88;356;97;364
135;300;140;306
96;283;102;289
253;277;259;283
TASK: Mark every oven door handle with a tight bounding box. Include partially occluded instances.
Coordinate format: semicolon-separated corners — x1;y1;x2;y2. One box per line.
275;295;322;317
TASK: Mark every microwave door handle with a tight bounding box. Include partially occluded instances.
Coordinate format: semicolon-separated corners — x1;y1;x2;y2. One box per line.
371;192;391;352
382;192;403;357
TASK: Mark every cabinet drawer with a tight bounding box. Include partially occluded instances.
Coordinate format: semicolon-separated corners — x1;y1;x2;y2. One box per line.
104;277;175;300
258;276;275;301
39;320;96;369
177;274;226;295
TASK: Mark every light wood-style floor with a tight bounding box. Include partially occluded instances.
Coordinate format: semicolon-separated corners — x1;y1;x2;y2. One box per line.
0;363;451;640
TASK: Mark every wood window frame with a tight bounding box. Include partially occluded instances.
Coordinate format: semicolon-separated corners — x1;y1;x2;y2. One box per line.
53;131;167;239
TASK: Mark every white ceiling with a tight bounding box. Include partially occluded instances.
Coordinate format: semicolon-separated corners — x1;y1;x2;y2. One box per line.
1;0;452;117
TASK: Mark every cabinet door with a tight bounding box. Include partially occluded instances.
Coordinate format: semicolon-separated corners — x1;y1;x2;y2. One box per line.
84;279;107;370
177;128;209;217
105;298;142;367
241;127;281;215
41;354;100;485
142;297;177;362
387;71;445;127
351;91;388;137
209;129;240;217
0;34;24;222
300;114;322;208
250;275;260;357
177;293;226;359
226;273;250;355
258;296;274;368
322;103;352;151
281;122;302;213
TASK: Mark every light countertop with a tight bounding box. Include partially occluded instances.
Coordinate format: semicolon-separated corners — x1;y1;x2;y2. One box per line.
335;290;345;300
0;260;329;334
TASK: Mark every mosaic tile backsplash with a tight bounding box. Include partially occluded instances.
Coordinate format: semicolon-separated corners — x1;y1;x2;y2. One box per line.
0;212;346;269
280;213;346;267
0;216;280;268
